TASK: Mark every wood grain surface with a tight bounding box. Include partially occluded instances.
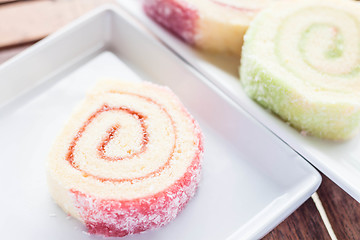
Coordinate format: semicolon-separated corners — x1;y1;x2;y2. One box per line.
0;0;31;4
0;43;33;60
317;174;360;240
263;198;331;240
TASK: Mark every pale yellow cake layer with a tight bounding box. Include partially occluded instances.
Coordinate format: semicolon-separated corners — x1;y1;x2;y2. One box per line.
189;0;295;54
48;80;201;201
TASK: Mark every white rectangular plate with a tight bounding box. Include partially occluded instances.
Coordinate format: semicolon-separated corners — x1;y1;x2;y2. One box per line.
0;6;320;240
120;0;360;202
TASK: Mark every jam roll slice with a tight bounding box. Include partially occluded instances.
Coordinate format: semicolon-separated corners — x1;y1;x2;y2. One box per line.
47;80;204;237
144;0;294;55
240;0;360;140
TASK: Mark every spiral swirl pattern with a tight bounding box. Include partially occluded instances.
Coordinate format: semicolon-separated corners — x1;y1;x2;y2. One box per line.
275;6;360;92
65;96;176;183
47;80;203;236
240;0;360;140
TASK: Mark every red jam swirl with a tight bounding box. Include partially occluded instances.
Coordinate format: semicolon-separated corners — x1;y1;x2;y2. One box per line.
97;113;149;161
66;92;177;183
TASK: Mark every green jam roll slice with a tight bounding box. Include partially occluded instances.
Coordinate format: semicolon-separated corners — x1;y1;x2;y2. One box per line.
240;0;360;140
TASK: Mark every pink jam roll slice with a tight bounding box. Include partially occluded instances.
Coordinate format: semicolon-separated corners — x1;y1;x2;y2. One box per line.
47;80;204;237
144;0;295;55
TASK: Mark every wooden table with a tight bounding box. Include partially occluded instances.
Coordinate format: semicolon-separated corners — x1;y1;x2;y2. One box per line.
1;1;360;239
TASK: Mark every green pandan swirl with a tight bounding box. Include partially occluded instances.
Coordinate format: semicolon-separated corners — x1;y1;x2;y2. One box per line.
275;7;360;90
240;0;360;140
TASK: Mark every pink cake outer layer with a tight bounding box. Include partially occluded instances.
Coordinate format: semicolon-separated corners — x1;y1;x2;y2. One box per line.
144;0;199;44
70;118;204;237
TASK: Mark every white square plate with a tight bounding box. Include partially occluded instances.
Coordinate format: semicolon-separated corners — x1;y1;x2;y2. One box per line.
119;0;360;202
0;6;320;240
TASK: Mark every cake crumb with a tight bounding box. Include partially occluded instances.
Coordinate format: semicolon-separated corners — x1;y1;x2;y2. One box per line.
300;130;308;136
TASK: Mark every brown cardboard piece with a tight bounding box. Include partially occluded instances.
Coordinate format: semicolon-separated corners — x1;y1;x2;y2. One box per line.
0;0;115;48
